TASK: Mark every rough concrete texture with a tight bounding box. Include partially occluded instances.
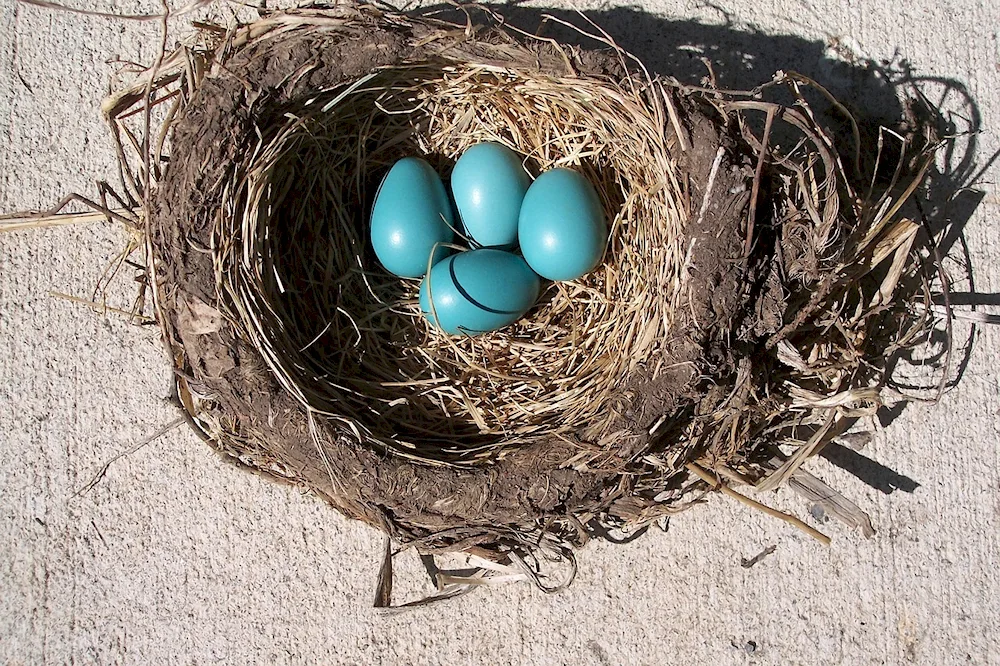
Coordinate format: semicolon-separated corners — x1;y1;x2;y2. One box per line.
1;0;999;663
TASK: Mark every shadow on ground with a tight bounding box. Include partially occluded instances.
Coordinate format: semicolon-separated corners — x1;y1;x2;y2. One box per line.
416;2;994;507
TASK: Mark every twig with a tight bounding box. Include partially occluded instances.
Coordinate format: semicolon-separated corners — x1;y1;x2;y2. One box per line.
2;193;135;227
49;290;154;324
695;147;725;228
0;209;126;233
74;416;185;496
662;86;689;152
745;106;776;255
740;544;776;568
17;0;165;20
686;462;831;545
17;0;210;20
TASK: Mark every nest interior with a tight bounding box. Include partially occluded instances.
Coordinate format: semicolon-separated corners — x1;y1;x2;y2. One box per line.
135;6;932;570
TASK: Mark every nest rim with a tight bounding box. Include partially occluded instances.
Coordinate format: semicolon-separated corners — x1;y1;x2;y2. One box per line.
213;58;695;466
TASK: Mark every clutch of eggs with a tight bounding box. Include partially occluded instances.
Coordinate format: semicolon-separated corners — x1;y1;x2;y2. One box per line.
369;145;609;336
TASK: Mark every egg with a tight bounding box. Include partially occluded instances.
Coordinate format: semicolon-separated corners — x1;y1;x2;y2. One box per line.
419;249;541;335
450;142;531;248
518;168;608;281
370;157;455;278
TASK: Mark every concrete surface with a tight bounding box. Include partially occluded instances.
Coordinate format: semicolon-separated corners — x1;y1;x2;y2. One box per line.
1;0;999;664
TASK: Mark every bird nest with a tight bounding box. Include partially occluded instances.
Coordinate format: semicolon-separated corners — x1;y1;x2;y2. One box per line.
92;4;939;599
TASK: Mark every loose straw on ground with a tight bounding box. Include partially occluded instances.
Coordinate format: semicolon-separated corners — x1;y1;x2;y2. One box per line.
686;462;831;544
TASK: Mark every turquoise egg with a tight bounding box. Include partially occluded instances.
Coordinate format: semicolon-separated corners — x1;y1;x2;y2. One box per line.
518;168;608;281
450;142;531;248
419;249;541;336
370;157;455;278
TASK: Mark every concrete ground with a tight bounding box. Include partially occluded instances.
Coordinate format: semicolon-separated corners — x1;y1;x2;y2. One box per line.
1;0;999;663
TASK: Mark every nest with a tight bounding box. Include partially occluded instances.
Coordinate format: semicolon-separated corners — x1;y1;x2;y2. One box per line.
93;4;939;598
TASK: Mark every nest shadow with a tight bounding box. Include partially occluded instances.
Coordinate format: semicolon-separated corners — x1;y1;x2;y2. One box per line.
414;2;993;499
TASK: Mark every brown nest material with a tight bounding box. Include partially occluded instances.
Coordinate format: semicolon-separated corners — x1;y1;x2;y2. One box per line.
89;4;939;600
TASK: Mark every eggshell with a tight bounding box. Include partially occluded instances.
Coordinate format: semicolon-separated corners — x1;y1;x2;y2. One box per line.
450;142;530;248
517;168;608;281
370;157;455;278
419;249;541;335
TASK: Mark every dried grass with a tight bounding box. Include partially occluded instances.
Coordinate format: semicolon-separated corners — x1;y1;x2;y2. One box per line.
210;58;688;465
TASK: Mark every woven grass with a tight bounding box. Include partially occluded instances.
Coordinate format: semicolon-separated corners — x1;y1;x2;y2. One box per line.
214;61;689;465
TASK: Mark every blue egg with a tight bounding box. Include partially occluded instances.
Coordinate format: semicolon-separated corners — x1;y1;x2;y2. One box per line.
450;142;531;248
419;249;541;335
370;157;455;278
518;168;608;281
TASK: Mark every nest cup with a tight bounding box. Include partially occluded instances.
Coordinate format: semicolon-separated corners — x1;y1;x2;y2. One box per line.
107;3;939;596
223;59;686;465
